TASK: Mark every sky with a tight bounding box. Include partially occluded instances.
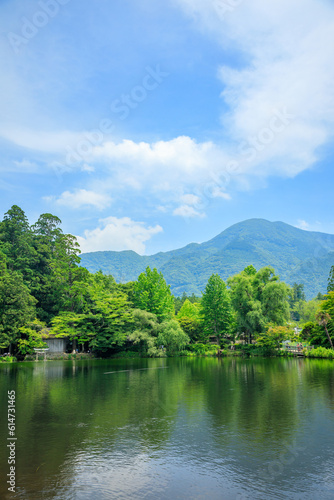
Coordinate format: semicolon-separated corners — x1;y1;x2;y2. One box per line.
1;0;334;255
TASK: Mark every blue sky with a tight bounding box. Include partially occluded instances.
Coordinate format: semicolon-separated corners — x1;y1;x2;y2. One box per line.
1;0;334;255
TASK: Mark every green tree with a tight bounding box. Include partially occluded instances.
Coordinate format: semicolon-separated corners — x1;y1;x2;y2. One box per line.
128;309;162;357
157;319;190;354
0;205;37;284
289;283;306;321
256;325;291;355
228;270;263;343
50;234;89;314
228;266;290;343
81;273;133;353
315;311;333;350
298;298;322;324
176;299;202;341
317;293;334;349
328;266;334;293
0;261;36;353
17;320;48;356
262;282;290;325
174;292;200;314
300;321;325;346
201;274;233;344
301;293;334;349
133;267;174;321
31;213;64;322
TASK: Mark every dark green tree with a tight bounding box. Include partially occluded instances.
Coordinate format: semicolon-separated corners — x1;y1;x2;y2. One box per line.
328;266;334;293
31;213;64;322
0;205;37;284
0;254;36;353
49;234;89;314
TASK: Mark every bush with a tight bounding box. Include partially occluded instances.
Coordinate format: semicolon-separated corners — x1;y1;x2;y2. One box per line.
304;346;334;359
188;343;219;356
0;355;17;363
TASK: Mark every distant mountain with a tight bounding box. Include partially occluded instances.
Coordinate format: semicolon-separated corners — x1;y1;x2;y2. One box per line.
80;219;334;299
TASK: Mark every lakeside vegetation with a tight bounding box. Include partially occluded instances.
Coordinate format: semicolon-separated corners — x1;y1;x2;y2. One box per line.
0;205;333;362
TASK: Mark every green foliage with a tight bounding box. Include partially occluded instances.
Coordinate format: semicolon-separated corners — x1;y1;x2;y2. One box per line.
176;299;202;341
174;292;201;314
304;346;334;359
328;266;334;293
80;219;334;299
157;319;190;354
288;283;306;321
128;309;161;357
133;267;174;321
0;205;331;359
201;274;233;342
229;266;290;343
261;282;290;325
49;234;88;314
188;343;219;356
17;320;48;355
0;266;36;352
294;298;321;324
0;205;37;284
317;294;334;349
256;325;292;356
300;321;326;346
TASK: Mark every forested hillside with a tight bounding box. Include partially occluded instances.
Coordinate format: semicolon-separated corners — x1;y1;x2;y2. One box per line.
81;219;334;298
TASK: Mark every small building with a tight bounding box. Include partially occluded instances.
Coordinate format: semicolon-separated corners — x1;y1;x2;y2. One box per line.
43;335;68;353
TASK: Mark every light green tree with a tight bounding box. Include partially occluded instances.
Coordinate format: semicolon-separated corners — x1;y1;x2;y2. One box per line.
157;319;190;354
128;309;162;357
200;274;233;344
176;299;202;341
228;266;290;343
133;267;174;321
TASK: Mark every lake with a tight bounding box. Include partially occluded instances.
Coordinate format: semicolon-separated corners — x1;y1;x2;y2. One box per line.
1;357;334;499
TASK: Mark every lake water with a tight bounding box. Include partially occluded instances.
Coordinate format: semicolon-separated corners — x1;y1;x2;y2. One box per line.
1;357;334;499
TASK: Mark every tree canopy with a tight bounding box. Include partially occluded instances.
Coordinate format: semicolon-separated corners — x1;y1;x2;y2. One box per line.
200;274;233;343
132;266;174;321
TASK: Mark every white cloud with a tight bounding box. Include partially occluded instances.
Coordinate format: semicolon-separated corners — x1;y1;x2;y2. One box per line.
2;0;334;215
76;216;163;254
13;159;39;172
0;128;84;154
181;194;201;206
47;189;112;210
173;205;205;218
174;0;334;176
92;136;220;173
81;163;95;173
296;220;310;231
210;187;231;200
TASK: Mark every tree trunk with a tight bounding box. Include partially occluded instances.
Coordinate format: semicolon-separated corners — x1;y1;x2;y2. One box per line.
324;326;334;350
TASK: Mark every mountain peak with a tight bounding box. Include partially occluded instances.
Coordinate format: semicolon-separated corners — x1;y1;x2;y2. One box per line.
80;219;334;298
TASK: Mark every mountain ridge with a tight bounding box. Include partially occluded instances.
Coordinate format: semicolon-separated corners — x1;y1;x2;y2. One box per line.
80;219;334;298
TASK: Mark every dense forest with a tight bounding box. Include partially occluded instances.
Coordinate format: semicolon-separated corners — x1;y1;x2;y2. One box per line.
0;205;333;360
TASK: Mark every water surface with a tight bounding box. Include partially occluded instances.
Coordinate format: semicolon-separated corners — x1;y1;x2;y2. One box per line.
1;357;334;499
